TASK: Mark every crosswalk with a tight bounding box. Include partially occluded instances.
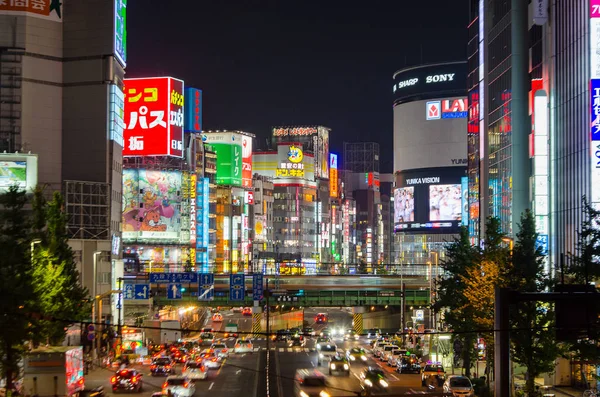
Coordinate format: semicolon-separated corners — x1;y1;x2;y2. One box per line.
233;347;317;353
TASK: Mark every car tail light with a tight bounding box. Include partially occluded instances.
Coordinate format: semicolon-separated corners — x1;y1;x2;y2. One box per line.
222;348;227;352
235;344;240;348
211;358;217;362
184;382;190;388
165;365;171;370
151;365;156;370
247;344;251;348
132;376;138;384
110;377;117;384
162;382;168;389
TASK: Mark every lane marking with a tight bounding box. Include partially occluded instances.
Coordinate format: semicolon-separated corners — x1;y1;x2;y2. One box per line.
216;359;226;376
236;369;241;374
389;373;399;381
208;382;214;390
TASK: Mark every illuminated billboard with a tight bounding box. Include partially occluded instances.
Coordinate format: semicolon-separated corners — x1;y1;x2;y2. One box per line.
394;167;465;233
429;184;462;221
123;77;184;158
184;88;202;133
315;126;330;179
202;132;243;186
330;153;338;198
426;98;468;120
0;153;38;193
254;214;267;242
241;135;253;188
122;169;182;241
591;3;600;206
114;0;127;67
109;85;125;147
0;0;63;22
276;145;305;178
122;245;183;273
196;177;209;272
393;61;467;105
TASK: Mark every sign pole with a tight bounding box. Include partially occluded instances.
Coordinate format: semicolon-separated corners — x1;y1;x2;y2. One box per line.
266;277;270;351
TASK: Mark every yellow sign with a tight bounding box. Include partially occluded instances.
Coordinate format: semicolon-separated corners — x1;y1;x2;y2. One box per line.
288;145;303;163
276;168;305;178
255;221;263;236
330;168;338;198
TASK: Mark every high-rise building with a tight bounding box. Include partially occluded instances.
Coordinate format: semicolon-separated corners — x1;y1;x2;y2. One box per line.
343;142;380;173
251;174;274;273
0;1;127;321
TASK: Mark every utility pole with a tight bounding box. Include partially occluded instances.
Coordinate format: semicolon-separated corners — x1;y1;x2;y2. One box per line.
266;278;270;351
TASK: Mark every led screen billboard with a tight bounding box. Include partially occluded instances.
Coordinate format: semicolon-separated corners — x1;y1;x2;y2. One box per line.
201;132;243;186
114;0;127;67
429;184;462;221
241;135;253;188
123;77;184;158
393;61;467;105
330;153;338;198
122;169;182;241
394;167;466;233
0;154;38;193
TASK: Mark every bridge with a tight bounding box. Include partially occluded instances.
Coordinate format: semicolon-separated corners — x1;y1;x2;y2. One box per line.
124;275;431;307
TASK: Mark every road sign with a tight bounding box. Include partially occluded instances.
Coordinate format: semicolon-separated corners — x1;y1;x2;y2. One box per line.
167;283;182;300
252;274;264;301
229;274;245;301
123;284;135;300
198;273;214;301
149;273;198;284
134;284;149;299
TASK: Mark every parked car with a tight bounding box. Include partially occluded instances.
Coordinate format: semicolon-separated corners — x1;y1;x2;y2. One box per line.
443;375;474;396
421;364;446;387
396;356;421;374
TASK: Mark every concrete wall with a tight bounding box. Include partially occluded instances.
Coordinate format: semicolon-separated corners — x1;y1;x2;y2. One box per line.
262;311;304;331
362;311;401;332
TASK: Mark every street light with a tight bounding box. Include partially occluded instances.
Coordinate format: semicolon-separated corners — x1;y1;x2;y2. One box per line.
30;239;41;263
92;251;102;359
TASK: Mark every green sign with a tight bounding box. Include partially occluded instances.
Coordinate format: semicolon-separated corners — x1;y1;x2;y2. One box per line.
115;0;127;67
211;143;242;186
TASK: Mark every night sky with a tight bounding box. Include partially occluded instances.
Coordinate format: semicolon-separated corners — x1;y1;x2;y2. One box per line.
127;1;468;172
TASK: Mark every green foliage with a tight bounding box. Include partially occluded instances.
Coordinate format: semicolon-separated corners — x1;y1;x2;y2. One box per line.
0;187;35;389
566;197;600;283
507;210;560;396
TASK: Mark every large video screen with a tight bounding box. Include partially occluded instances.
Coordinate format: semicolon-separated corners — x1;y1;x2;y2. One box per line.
429;184;462;221
394;187;415;224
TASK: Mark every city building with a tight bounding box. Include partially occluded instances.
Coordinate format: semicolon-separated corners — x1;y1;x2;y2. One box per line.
343;142;380;173
251;174;274;273
391;61;468;282
0;1;127;323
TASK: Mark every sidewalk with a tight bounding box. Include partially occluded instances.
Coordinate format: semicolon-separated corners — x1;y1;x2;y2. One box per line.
514;374;583;397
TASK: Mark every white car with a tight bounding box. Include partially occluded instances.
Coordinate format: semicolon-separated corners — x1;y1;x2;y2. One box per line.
372;342;391;358
381;346;400;362
210;343;229;358
162;377;196;397
443;375;474;396
233;338;254;354
198;350;223;369
387;349;404;367
182;362;208;380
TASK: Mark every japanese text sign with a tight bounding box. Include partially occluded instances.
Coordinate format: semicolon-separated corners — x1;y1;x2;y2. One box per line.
123;77;184;158
0;0;63;22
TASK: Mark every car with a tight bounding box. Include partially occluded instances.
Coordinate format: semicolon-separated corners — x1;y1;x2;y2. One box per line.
381;346;400;362
315;337;331;349
328;354;350;376
162;377;195;397
317;344;337;366
302;327;315;337
182;362;208;381
150;357;174;376
344;329;360;340
242;307;252;316
293;369;331;397
232;307;243;313
359;367;389;394
369;337;385;348
223;323;239;338
421;364;446;387
171;349;189;364
212;313;223;322
78;387;106;397
346;347;368;363
367;328;381;338
198;350;223;369
387;349;405;367
199;333;215;347
443;375;474;396
315;313;327;324
372;342;391;358
396;355;422;374
233;338;254;354
111;369;143;393
319;327;331;338
274;329;291;341
210;343;229;358
288;335;306;347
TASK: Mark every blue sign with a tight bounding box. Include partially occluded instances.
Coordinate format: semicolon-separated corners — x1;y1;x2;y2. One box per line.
461;176;469;226
198;273;214;301
592;79;600;141
196;178;210;273
536;234;549;256
167;283;182;300
123;284;135;300
229;274;245;301
184;88;203;133
252;274;264;301
134;284;149;299
149;273;198;284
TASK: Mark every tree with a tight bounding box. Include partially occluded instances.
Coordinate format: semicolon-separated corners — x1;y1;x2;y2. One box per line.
434;227;479;377
506;210;560;396
566;197;600;283
31;192;89;345
0;187;34;390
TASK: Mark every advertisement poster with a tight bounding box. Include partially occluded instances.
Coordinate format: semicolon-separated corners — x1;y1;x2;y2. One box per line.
202;133;243;186
254;215;267;242
394;187;415;224
241;135;253;188
122;169;182;240
126;246;183;273
0;0;63;22
429;184;462;221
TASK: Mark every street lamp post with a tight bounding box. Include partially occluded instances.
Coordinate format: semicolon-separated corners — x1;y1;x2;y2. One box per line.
92;251;102;359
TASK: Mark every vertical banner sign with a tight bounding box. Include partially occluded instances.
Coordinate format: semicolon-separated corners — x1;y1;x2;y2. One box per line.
184;88;202;133
329;153;338;198
169;78;185;157
252;274;264;300
190;174;197;246
591;1;600;205
202;178;210;269
461;176;469;226
241;135;253;188
114;0;127;67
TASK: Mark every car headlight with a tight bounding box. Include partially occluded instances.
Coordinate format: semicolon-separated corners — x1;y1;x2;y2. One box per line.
343;364;349;370
299;391;309;397
330;364;336;370
319;353;324;358
361;355;367;361
365;379;373;387
349;356;356;361
319;391;330;397
380;379;389;388
316;344;321;349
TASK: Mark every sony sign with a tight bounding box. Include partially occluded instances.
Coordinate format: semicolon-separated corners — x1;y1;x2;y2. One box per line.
426;73;455;83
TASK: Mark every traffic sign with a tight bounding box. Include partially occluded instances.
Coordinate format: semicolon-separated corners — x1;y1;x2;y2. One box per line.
252;274;263;301
198;273;214;301
229;274;245;301
123;284;135;300
149;273;198;284
167;284;182;299
134;284;149;299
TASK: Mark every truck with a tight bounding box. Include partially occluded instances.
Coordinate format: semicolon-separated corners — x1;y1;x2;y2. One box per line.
160;320;181;344
22;346;84;397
